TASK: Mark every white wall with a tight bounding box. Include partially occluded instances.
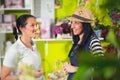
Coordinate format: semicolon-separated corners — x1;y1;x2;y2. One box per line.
40;0;55;23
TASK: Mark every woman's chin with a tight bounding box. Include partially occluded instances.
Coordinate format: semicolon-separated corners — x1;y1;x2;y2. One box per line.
73;33;78;35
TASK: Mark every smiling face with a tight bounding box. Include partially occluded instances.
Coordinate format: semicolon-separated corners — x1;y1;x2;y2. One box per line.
20;17;37;39
71;21;83;35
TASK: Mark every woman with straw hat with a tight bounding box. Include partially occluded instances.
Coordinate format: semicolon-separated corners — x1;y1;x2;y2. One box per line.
63;7;103;80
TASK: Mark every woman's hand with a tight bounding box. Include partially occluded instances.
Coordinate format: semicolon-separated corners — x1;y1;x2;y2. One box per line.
63;62;78;73
35;68;43;78
1;65;19;80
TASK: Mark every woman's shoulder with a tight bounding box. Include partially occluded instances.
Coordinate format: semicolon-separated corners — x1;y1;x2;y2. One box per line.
90;35;100;44
89;35;103;55
6;39;21;54
90;35;99;40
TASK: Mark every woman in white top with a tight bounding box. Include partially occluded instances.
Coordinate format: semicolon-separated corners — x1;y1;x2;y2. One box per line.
1;14;44;80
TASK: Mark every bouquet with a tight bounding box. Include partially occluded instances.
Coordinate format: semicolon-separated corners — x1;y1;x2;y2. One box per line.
48;60;68;80
17;63;36;80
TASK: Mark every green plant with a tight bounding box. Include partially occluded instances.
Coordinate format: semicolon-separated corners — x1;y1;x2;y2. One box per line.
86;0;120;27
94;24;104;30
109;8;120;28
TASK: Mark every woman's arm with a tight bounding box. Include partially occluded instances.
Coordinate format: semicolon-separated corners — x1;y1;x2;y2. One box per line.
90;37;104;56
1;65;18;80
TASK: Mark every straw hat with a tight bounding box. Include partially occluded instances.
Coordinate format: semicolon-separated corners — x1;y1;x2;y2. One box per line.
68;7;95;23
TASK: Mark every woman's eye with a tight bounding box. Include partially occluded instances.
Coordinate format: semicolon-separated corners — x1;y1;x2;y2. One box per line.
31;24;36;27
31;24;34;27
71;21;80;24
75;21;80;24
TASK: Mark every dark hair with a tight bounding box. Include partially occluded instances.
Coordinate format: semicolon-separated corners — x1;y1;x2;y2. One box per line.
72;23;96;47
13;14;36;40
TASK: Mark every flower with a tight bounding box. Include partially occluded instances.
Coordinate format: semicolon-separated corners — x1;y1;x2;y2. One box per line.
109;8;120;28
61;23;71;34
52;22;71;35
52;25;63;35
17;63;36;80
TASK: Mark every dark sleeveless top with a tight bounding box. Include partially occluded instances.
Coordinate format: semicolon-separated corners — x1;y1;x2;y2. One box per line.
67;39;91;80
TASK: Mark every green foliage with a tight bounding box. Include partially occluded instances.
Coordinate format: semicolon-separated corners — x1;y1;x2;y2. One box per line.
73;66;93;80
55;0;78;20
107;29;120;48
86;0;120;26
73;53;120;80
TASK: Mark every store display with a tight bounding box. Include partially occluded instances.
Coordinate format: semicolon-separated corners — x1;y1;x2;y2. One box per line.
37;18;51;39
2;14;16;23
34;22;41;39
4;0;24;8
52;21;71;39
0;23;13;32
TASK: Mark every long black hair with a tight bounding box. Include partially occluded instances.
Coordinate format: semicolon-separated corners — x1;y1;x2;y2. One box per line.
69;22;96;57
72;22;96;47
13;14;36;40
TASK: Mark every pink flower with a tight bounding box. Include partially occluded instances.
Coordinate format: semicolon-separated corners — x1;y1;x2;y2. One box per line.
113;13;119;20
41;29;47;34
52;26;63;34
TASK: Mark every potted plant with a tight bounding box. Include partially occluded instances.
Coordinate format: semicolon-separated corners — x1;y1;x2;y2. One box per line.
93;20;104;38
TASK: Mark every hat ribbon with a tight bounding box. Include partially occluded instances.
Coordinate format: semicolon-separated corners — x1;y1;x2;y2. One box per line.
72;14;93;21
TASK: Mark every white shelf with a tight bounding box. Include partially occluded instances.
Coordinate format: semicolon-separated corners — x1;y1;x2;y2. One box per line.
0;31;13;33
0;8;31;11
33;38;72;41
33;37;104;41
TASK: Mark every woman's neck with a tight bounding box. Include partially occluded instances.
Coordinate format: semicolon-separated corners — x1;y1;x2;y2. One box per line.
20;36;33;50
78;33;84;44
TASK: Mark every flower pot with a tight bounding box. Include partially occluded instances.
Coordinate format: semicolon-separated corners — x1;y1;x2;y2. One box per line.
94;30;102;38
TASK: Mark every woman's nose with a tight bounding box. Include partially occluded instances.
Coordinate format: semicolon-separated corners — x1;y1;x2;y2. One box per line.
34;25;37;30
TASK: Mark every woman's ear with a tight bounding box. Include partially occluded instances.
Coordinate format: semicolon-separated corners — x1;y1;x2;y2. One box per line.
19;26;24;33
12;22;17;28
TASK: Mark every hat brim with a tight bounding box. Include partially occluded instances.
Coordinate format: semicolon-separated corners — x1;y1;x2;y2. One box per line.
68;16;94;23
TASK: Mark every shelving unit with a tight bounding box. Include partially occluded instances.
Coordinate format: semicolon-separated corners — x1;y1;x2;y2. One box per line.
34;37;104;41
34;38;72;41
0;8;31;11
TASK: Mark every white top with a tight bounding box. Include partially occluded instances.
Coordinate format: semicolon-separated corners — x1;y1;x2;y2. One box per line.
3;37;44;80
